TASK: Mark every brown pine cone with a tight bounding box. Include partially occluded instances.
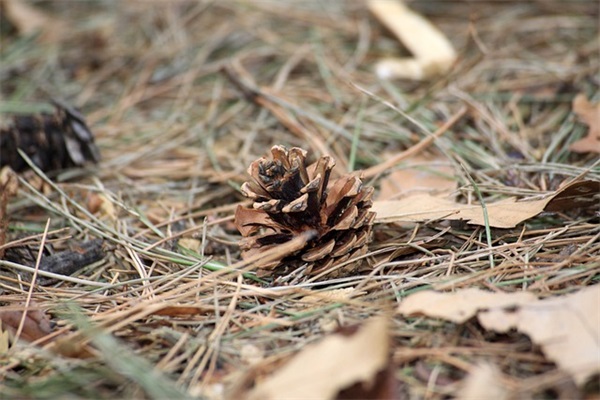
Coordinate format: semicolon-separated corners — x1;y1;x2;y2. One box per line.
0;100;100;173
235;145;375;278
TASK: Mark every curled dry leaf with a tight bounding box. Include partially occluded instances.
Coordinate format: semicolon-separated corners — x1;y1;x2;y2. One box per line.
569;94;600;154
246;317;392;400
368;0;456;80
373;179;600;228
477;285;600;386
398;285;600;386
0;304;53;343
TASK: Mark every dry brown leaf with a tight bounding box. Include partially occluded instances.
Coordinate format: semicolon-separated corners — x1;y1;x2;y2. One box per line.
247;317;390;400
377;154;456;200
0;305;53;343
151;305;211;317
398;288;536;323
569;94;600;154
457;364;509;400
398;286;600;386
2;0;65;43
478;285;600;385
372;180;600;228
368;0;456;80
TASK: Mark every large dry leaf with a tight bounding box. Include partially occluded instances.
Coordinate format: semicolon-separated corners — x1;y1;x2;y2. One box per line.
377;154;455;200
247;317;390;400
399;286;600;385
368;0;456;80
477;285;600;385
372;180;599;228
569;94;600;154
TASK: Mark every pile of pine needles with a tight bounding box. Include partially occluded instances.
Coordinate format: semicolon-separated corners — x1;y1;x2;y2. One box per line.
1;1;598;398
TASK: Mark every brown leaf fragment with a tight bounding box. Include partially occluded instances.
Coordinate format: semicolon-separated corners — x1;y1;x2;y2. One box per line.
543;180;600;212
336;363;400;400
0;304;53;342
373;179;599;228
569;94;600;154
246;317;392;400
151;305;213;317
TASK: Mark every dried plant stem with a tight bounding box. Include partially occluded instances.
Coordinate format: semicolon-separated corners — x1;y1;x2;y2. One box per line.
13;219;50;346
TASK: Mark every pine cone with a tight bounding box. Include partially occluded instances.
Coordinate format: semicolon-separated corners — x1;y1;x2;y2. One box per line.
235;145;375;278
0;100;100;172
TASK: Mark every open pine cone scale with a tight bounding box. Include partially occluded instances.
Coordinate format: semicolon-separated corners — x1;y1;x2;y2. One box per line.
235;145;375;278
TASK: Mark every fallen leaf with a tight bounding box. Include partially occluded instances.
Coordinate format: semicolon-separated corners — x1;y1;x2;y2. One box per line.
151;305;211;317
0;304;53;342
377;154;455;200
247;317;391;400
457;363;509;400
372;180;600;228
398;288;536;324
569;94;600;154
398;285;600;386
368;0;456;80
478;285;600;386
